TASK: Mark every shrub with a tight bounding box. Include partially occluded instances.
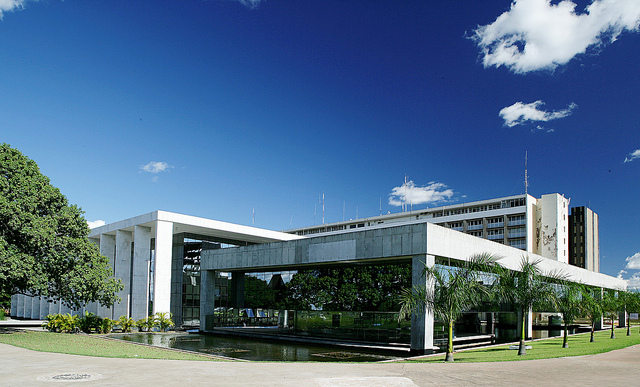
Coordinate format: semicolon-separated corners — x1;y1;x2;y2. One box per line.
116;316;136;333
77;312;103;334
43;313;80;333
0;308;6;321
137;316;156;332
99;318;115;334
154;312;175;332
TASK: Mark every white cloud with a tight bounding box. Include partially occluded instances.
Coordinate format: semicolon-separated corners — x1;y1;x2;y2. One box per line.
624;149;640;163
472;0;640;73
140;161;172;174
499;100;576;127
624;272;640;290
235;0;264;9
87;220;106;229
0;0;29;17
625;252;640;269
388;181;454;207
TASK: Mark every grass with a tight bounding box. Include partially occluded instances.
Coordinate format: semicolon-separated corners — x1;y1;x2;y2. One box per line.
0;329;222;361
408;327;640;363
1;327;638;363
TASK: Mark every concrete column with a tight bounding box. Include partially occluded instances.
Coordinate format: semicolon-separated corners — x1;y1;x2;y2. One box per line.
131;225;152;320
619;310;627;328
410;254;436;355
200;270;217;332
16;295;25;318
31;296;41;320
170;234;185;327
229;272;245;309
39;298;50;319
49;299;61;315
98;233;116;318
24;296;33;319
10;294;18;317
114;230;133;319
153;220;173;315
59;302;71;315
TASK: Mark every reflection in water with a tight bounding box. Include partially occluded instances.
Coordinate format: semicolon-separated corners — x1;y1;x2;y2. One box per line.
108;333;401;362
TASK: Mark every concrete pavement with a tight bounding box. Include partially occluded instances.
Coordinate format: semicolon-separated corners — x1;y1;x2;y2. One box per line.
1;342;639;386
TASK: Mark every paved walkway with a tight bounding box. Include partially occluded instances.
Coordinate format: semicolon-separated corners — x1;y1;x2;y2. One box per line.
1;342;639;386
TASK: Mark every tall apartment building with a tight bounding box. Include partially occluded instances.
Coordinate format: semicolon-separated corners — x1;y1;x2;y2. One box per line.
287;193;585;269
569;206;600;272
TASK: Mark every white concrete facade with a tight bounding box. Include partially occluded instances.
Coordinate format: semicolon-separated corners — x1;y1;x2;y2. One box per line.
286;193;585;269
83;211;301;321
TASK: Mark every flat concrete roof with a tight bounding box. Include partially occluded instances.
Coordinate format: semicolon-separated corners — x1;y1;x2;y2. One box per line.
204;221;626;290
88;210;305;246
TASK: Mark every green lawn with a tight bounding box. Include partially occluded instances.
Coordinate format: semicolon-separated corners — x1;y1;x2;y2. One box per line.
0;330;221;361
409;327;640;363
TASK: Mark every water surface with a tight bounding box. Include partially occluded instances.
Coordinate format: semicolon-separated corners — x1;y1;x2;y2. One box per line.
108;333;402;362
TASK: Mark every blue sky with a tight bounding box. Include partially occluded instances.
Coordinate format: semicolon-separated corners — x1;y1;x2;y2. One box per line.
2;0;639;285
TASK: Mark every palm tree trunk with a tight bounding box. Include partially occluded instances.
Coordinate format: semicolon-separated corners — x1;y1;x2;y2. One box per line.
610;317;615;339
590;322;595;342
626;312;630;336
562;323;568;348
445;320;454;362
518;312;526;356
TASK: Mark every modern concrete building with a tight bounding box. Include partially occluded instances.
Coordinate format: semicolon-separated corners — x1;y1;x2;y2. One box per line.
11;211;302;325
569;206;600;272
287;193;578;268
10;193;619;355
201;220;624;354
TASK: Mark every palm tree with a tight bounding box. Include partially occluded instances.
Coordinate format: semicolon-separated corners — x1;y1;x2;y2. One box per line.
399;253;499;362
602;290;620;339
554;281;583;348
617;290;639;336
581;286;603;342
493;256;562;355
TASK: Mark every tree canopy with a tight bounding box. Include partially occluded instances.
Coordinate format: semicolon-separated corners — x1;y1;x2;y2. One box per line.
0;143;121;309
285;263;411;312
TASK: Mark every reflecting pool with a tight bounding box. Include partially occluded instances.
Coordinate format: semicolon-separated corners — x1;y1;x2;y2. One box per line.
108;333;403;362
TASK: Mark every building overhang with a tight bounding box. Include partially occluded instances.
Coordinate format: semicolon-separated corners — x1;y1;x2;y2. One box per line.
203;221;626;290
88;210;305;246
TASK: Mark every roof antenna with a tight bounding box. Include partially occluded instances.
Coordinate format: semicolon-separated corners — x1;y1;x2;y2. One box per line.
252;208;255;226
403;175;408;212
524;151;529;196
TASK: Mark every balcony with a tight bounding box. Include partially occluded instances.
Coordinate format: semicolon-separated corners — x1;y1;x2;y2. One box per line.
508;230;527;238
487;233;504;240
487;222;504;229
508;219;526;226
467;224;483;231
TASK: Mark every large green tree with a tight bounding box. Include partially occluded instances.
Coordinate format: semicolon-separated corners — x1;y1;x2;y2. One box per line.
398;253;499;362
0;143;121;309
